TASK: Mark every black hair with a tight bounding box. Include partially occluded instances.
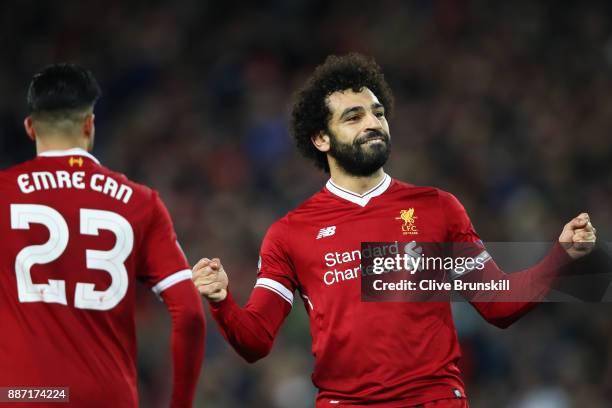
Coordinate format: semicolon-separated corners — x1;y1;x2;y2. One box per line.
290;53;394;172
27;63;101;121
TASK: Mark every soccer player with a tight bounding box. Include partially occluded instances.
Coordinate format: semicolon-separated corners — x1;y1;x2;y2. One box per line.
0;64;205;407
192;54;596;407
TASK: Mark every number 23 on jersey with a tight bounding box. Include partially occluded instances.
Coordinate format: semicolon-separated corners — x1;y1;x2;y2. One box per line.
10;204;133;311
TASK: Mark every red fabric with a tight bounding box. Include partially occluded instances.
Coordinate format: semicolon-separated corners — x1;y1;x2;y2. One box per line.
209;178;570;405
466;243;570;328
161;281;206;408
0;152;200;407
209;287;291;363
421;398;469;407
441;190;572;328
314;396;469;407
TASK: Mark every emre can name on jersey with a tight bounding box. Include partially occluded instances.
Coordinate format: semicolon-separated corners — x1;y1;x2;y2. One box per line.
16;170;133;204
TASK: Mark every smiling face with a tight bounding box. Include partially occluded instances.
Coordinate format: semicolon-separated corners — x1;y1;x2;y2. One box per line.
314;87;391;176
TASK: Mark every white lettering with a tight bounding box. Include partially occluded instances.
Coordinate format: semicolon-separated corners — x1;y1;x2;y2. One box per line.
324;253;336;267
32;172;57;190
374;279;383;290
116;184;133;204
102;177;118;198
90;174;104;192
56;171;71;188
73;172;86;189
17;174;34;194
14;171;131;204
372;257;384;274
323;266;360;285
323;271;336;285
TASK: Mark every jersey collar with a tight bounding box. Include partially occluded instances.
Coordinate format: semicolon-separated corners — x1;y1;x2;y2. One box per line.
325;173;392;207
38;148;100;165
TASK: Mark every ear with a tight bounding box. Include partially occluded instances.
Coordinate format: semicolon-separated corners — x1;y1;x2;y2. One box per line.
83;113;95;137
23;117;36;141
311;131;331;153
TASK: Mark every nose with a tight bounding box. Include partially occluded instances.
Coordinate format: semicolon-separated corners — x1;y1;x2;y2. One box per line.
364;111;383;130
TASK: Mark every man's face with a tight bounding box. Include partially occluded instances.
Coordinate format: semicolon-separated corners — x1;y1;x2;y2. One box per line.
324;87;391;176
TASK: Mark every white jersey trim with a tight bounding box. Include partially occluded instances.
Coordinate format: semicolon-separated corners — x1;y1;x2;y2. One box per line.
38;148;101;164
326;173;391;207
152;269;193;295
255;278;293;306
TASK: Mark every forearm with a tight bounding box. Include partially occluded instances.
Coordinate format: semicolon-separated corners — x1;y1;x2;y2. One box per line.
209;288;290;363
162;281;206;407
467;242;571;328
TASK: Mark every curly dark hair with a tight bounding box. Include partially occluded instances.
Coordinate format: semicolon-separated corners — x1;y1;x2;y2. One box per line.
290;53;394;172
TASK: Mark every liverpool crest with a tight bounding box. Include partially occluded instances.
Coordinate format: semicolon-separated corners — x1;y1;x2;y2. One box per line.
396;208;419;235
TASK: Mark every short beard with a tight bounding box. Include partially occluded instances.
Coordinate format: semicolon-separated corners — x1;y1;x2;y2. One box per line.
328;129;391;176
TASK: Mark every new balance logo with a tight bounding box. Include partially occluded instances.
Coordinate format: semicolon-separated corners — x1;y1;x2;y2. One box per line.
317;226;336;239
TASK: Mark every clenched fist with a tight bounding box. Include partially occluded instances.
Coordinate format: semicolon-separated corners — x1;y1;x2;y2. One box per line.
558;212;597;260
192;257;228;302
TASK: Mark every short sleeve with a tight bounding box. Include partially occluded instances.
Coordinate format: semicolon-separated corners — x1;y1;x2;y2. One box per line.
254;217;298;307
138;191;191;295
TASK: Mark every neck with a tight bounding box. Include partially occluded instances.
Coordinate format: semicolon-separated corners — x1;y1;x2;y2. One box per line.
329;166;386;195
36;136;89;155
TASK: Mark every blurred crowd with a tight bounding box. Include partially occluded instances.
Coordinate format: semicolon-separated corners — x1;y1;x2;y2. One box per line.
1;0;612;406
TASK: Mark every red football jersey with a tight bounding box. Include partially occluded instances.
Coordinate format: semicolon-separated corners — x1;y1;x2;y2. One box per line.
210;173;568;406
256;175;478;405
0;149;192;407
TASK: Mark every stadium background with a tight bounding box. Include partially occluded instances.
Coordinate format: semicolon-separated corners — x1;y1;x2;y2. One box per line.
1;1;611;406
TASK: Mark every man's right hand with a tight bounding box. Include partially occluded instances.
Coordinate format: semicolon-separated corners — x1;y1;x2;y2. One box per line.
558;213;597;260
192;257;228;302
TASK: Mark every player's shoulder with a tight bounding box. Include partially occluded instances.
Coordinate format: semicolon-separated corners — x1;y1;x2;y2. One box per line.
265;213;291;237
388;178;452;201
263;189;326;239
95;163;158;201
389;178;467;211
1;158;36;174
280;187;335;225
0;159;36;188
429;186;464;209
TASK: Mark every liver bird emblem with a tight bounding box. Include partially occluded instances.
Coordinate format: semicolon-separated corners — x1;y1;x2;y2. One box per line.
399;208;415;226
